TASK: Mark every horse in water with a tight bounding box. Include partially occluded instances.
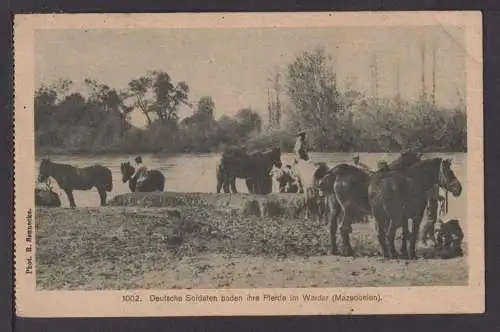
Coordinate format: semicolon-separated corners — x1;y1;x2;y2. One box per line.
216;146;281;194
313;151;423;256
368;158;462;260
120;162;165;192
37;158;113;208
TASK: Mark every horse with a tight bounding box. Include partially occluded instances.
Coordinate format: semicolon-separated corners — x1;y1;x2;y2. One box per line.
314;151;423;256
216;146;281;194
368;158;462;260
37;158;113;208
120;162;165;192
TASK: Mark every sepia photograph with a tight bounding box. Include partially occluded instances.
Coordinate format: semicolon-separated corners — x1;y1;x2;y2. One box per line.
14;12;484;317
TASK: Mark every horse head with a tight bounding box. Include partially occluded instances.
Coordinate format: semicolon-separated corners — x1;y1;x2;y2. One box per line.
120;162;135;183
312;162;330;183
38;158;52;183
438;158;462;197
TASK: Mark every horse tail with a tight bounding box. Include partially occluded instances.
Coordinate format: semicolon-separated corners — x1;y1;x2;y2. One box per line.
157;171;166;192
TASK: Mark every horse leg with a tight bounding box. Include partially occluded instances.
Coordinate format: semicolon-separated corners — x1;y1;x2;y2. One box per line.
216;164;223;193
400;218;410;260
222;174;231;193
373;208;390;258
327;197;341;255
339;203;354;257
64;189;76;209
97;187;107;206
216;174;223;194
230;176;238;193
245;178;253;193
409;214;423;260
386;220;399;259
385;204;403;259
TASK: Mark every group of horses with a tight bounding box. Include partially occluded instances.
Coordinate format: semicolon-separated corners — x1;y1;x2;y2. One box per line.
36;158;165;208
212;147;463;260
312;154;462;260
37;147;463;260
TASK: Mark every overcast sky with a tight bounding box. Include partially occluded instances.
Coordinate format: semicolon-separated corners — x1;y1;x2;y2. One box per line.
35;25;466;128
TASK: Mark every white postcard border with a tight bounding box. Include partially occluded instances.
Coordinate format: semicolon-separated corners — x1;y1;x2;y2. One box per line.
13;11;484;317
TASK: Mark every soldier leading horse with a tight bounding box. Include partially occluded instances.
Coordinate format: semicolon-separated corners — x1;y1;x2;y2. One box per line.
368;157;462;260
314;151;423;256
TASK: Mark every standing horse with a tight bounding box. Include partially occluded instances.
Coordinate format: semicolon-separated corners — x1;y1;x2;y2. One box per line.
368;158;462;259
120;162;165;192
216;147;281;194
37;158;113;208
314;151;423;256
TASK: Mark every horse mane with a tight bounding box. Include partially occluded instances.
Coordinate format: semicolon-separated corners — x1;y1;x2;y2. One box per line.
387;151;422;171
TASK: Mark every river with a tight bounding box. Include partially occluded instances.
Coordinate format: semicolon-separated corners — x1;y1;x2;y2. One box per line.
35;152;468;231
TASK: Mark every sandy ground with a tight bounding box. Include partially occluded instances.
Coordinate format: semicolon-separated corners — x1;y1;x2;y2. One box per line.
34;206;468;290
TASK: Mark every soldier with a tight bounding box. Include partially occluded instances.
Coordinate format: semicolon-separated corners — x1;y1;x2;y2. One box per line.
352;154;372;173
294;130;310;163
435;218;464;258
132;156;149;189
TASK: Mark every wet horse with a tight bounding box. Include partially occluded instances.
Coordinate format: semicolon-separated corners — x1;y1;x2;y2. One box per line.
37;158;113;208
368;158;462;259
216;146;281;194
120;162;165;192
314;152;423;256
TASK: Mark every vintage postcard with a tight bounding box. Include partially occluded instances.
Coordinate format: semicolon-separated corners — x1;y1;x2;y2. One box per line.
14;12;484;317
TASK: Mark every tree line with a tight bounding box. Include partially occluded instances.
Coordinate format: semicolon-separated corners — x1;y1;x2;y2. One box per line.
35;48;467;155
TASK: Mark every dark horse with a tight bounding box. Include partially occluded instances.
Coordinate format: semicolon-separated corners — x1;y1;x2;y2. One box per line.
314;151;423;256
120;162;165;192
37;158;113;208
216;146;281;194
368;158;462;260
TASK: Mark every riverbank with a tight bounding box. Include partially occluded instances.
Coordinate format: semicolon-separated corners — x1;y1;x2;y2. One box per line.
35;146;467;157
108;192;310;218
35;206;468;290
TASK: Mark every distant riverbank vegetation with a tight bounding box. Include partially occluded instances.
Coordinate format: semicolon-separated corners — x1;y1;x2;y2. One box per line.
35;48;466;156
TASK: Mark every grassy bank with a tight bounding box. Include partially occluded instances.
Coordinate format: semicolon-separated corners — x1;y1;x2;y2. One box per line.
35;206;467;290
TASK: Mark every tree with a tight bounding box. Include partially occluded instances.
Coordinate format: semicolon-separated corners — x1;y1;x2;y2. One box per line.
127;71;191;127
84;79;132;116
179;96;218;152
234;108;262;136
196;96;215;118
285;47;341;146
127;75;154;126
150;71;191;122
